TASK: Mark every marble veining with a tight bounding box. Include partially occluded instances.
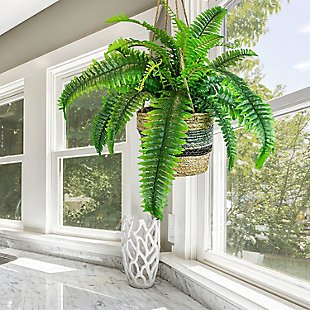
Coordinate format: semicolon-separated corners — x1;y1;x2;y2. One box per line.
0;237;123;270
159;263;239;310
0;247;206;310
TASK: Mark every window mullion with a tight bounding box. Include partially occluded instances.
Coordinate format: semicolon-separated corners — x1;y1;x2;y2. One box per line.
211;133;227;253
51;70;127;237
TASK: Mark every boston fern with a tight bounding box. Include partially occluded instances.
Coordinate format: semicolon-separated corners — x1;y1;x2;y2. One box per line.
58;5;275;220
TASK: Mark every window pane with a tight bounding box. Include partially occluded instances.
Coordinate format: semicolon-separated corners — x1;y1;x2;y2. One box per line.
62;154;122;230
227;0;310;99
0;100;23;156
0;163;21;220
226;109;310;281
66;89;125;149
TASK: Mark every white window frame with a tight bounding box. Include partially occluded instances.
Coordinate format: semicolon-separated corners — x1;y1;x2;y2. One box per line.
188;0;310;307
199;89;310;307
0;6;156;238
0;79;24;230
169;0;234;259
47;47;133;241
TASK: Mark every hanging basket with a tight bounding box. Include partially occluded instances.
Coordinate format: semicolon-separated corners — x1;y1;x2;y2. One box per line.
137;111;213;177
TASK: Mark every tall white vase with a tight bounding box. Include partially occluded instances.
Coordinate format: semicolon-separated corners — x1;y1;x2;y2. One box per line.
121;217;160;289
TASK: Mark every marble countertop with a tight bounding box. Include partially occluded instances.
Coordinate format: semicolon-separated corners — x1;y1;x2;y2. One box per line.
0;247;206;310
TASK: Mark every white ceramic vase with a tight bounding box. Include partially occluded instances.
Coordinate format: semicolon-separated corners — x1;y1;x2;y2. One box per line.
121;217;160;289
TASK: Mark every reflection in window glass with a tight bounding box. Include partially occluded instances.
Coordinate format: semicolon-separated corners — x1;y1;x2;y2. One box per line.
226;109;310;281
62;154;122;230
66;89;125;149
0;163;21;220
0;100;23;156
227;0;310;98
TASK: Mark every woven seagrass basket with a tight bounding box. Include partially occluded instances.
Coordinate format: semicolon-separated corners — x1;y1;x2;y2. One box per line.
137;111;213;177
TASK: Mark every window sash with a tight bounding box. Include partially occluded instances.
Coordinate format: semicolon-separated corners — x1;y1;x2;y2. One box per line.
193;0;310;306
0;79;24;103
203;250;310;308
53;54;106;152
50;47;132;239
199;71;310;310
209;90;310;252
0;93;23;107
0;80;24;228
0;154;23;228
51;144;129;241
202;0;238;10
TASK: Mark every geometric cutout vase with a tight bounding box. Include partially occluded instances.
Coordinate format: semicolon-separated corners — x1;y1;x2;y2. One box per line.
121;217;160;288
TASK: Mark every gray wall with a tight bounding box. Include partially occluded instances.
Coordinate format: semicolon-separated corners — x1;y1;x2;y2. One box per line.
0;0;156;74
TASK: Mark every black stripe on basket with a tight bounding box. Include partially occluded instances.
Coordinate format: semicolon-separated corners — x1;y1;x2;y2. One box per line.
178;144;212;157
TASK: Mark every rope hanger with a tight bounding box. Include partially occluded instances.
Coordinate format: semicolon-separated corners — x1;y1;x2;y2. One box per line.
151;0;194;110
176;0;189;26
152;0;190;36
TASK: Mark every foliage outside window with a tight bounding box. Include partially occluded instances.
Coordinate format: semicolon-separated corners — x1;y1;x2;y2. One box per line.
65;90;125;149
59;89;123;231
63;154;122;230
0;163;21;221
0;99;23;221
225;0;310;281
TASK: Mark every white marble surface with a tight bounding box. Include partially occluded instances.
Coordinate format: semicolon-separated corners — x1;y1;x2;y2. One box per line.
159;263;238;310
0;247;206;310
0;236;123;270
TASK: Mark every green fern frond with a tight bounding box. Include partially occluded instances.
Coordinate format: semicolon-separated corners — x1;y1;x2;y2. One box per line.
58;49;148;118
106;91;150;153
208;98;237;170
217;79;246;124
108;38;174;74
106;13;180;75
210;49;257;69
92;94;116;154
191;75;241;119
184;33;223;64
191;76;219;112
106;13;130;23
190;6;227;38
174;18;191;49
107;37;129;53
182;65;208;87
136;60;162;92
221;71;275;169
106;14;178;55
143;76;163;94
139;91;192;220
160;0;191;50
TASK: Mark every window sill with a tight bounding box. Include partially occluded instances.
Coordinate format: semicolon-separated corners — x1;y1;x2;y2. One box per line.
0;219;22;230
159;253;304;310
203;251;309;308
0;228;122;268
0;229;306;309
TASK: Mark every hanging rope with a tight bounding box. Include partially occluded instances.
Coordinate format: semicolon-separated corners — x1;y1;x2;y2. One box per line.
174;0;179;18
152;0;161;41
164;5;169;31
153;1;189;34
173;0;194;112
174;0;189;26
180;0;189;26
